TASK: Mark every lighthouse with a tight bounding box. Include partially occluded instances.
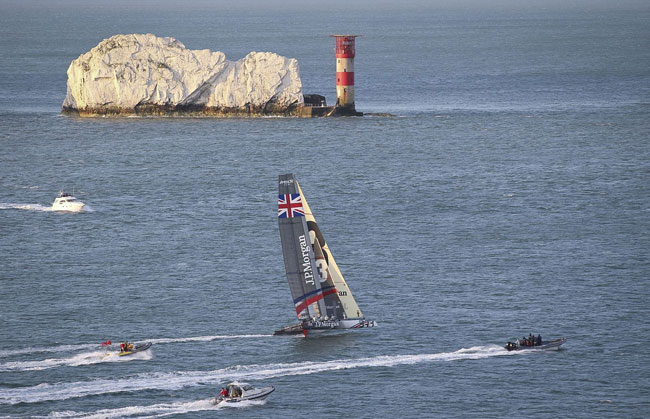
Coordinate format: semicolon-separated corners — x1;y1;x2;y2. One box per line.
331;35;362;116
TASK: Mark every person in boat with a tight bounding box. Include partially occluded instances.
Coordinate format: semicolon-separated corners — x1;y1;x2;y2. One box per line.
119;341;125;352
515;338;520;348
219;387;229;398
536;334;542;346
229;385;241;398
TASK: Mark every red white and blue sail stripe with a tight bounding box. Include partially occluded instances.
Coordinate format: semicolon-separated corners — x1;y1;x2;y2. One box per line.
293;285;338;315
278;194;305;218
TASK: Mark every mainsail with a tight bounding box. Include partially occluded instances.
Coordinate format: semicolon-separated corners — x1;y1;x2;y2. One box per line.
278;174;364;322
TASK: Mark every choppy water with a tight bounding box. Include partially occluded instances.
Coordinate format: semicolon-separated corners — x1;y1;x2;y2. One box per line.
1;1;649;417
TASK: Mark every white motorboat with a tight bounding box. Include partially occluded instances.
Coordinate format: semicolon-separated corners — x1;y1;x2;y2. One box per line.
51;191;85;212
211;383;275;405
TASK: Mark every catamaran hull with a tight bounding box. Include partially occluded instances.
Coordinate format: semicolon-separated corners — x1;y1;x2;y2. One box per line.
273;319;377;335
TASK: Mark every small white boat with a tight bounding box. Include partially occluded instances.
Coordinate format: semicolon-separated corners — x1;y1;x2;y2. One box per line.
51;191;85;212
211;383;275;405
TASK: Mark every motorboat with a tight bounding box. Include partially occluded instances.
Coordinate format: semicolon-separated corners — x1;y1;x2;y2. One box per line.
51;191;85;212
118;341;152;356
505;337;566;351
211;383;275;405
102;341;152;359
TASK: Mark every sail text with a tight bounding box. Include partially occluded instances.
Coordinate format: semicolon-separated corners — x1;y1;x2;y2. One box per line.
299;234;315;285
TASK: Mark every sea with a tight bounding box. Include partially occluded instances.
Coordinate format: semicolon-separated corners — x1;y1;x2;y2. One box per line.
1;0;649;417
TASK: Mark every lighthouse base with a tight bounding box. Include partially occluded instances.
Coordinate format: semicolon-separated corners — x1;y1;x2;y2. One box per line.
298;105;362;117
329;105;363;117
299;95;362;117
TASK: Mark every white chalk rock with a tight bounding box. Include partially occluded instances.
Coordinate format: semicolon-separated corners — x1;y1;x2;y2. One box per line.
62;34;304;115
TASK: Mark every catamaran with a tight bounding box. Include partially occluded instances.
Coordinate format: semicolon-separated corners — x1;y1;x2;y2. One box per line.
274;174;376;336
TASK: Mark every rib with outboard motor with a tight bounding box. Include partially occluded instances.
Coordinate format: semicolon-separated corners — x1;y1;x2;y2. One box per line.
274;174;376;336
212;383;275;405
117;342;152;356
505;337;566;351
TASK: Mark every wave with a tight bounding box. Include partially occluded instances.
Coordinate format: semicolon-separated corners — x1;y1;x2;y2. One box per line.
1;345;509;405
50;398;265;418
0;335;269;359
0;350;151;372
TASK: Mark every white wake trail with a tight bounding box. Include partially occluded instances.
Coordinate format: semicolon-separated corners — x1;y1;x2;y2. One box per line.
0;203;93;212
0;344;98;358
2;345;509;405
0;203;53;211
148;334;271;345
0;350;151;372
50;398;265;418
0;334;269;359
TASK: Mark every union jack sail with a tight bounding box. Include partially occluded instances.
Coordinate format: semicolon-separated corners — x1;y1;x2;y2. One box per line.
278;193;305;218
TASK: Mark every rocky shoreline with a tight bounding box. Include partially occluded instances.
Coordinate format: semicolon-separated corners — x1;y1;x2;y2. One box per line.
62;102;306;117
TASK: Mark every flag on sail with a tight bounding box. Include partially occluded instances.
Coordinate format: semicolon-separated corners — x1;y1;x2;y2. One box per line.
278;194;305;218
293;285;338;315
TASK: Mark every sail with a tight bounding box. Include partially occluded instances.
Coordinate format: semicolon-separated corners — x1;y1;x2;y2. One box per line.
278;174;328;320
276;174;364;322
295;180;364;319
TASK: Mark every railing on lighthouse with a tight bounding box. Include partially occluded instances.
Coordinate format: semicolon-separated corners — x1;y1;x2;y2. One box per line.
331;35;360;114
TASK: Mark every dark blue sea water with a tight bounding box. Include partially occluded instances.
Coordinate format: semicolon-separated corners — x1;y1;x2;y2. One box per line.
1;1;649;417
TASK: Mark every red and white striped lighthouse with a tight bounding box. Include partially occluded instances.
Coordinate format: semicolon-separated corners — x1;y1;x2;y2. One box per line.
331;35;359;113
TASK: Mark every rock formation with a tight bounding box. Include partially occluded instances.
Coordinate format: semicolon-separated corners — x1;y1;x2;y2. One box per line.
62;34;305;116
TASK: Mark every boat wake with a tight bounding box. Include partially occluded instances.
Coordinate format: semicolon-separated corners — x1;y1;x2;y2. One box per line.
0;203;53;211
0;203;93;212
0;350;151;372
148;334;271;345
51;398;266;418
0;334;269;360
1;345;507;405
0;343;98;358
